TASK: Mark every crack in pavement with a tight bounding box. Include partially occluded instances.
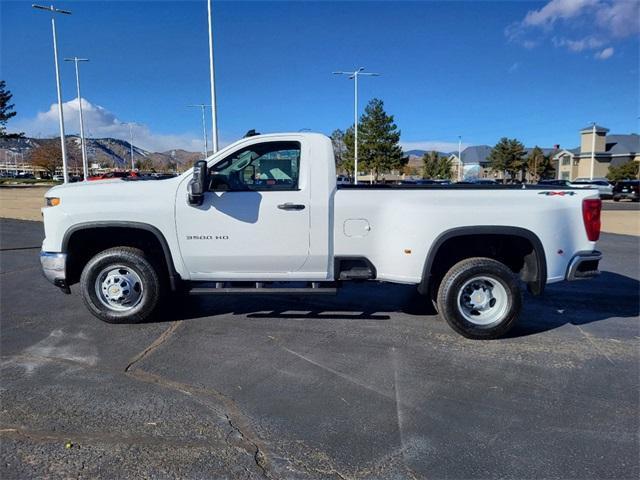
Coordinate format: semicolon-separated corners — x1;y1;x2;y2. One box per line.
124;321;182;372
126;368;271;478
0;246;41;251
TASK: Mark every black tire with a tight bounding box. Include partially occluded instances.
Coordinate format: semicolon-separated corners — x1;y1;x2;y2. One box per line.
436;257;522;340
80;247;163;324
613;196;620;202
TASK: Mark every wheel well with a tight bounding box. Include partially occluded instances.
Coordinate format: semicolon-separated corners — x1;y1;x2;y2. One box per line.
422;231;546;297
65;226;175;288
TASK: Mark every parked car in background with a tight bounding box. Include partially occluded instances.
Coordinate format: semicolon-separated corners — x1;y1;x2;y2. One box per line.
612;180;639;202
571;178;613;199
538;179;573;187
399;179;440;185
88;171;139;181
471;179;498;185
16;172;35;179
336;175;351;186
52;174;64;182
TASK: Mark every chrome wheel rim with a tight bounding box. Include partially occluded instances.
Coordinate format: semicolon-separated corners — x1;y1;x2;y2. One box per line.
95;265;144;312
457;275;509;326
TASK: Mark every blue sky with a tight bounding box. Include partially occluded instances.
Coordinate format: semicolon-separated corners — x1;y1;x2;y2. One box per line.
1;0;639;152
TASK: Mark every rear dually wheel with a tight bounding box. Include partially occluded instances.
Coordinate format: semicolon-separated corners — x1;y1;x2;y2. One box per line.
436;257;522;339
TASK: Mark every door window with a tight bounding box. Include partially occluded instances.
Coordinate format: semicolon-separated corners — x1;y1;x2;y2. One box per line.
209;141;301;192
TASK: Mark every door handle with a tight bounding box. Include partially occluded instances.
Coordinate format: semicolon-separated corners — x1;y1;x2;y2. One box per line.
277;203;306;211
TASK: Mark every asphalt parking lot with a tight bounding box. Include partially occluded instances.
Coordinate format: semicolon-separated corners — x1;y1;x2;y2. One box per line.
602;200;640;211
1;218;638;479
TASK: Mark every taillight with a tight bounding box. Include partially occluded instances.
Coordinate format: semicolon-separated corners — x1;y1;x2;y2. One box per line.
582;198;601;241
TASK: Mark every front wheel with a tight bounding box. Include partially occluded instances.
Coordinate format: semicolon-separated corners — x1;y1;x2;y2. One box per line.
80;247;163;324
436;257;522;339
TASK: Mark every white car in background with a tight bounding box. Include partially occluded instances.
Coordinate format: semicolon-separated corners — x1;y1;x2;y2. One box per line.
571;178;613;199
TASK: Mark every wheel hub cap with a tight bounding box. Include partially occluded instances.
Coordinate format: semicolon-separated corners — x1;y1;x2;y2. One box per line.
95;265;144;312
457;275;508;326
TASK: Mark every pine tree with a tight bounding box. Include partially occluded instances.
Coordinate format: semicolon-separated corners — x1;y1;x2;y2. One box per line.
341;126;355;176
330;129;347;174
357;98;404;182
0;80;23;138
488;137;526;182
422;151;453;179
527;146;545;182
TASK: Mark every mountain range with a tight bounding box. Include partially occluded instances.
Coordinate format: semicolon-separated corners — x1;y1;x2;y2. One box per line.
0;137;449;172
0;136;203;172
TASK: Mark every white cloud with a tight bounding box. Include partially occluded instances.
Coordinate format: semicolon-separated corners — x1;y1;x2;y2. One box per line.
522;0;599;27
595;46;615;59
401;141;469;153
11;98;207;152
553;36;604;52
507;0;639;58
596;0;640;37
508;62;520;74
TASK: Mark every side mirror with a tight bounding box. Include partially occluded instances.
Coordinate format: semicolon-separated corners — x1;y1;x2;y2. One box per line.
188;160;208;206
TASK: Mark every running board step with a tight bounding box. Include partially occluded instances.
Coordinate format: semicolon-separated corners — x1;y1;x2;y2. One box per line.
338;267;374;280
187;281;337;296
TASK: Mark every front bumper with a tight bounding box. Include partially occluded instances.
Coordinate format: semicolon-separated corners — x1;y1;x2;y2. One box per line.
40;251;70;293
566;251;602;280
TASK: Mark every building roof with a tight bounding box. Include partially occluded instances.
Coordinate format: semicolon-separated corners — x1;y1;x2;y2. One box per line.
580;124;609;133
605;134;639;155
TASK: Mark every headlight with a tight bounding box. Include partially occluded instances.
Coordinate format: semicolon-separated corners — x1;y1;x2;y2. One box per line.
45;197;61;207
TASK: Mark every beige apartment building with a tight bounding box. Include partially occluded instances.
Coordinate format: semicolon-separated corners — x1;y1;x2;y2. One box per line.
554;125;639;180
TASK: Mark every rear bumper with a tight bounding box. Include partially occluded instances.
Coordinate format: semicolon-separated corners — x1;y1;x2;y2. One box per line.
40;251;70;293
566;251;602;280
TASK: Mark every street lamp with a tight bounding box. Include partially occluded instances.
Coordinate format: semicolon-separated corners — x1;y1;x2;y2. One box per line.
33;3;72;183
458;135;462;181
333;67;380;184
589;122;596;181
207;0;219;153
128;123;135;170
188;104;211;159
64;57;89;180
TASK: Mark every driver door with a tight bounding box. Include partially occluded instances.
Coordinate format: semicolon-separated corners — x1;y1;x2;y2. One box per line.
175;139;311;279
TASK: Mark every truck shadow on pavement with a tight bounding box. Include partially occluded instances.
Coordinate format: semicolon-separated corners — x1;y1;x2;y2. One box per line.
159;270;639;338
508;271;639;337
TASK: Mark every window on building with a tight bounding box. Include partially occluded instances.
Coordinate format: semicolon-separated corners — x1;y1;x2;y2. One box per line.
561;155;571;166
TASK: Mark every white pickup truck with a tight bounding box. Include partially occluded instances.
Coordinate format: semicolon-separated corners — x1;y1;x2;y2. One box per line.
40;133;603;339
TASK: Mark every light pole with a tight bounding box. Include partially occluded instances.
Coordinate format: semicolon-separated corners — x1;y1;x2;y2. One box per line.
33;3;71;183
589;122;596;181
333;67;380;184
458;135;462;181
64;57;89;180
188;104;211;159
129;123;135;170
207;0;219;153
